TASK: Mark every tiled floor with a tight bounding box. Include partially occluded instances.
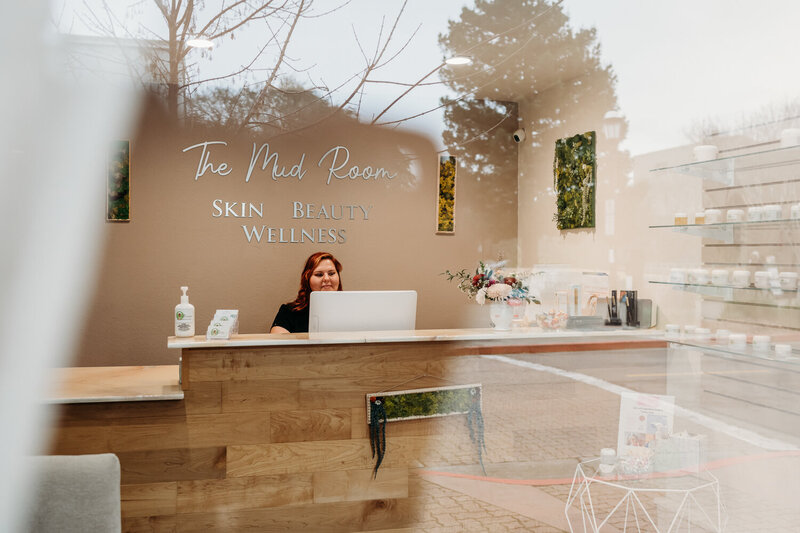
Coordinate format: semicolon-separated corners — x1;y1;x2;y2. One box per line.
383;347;800;532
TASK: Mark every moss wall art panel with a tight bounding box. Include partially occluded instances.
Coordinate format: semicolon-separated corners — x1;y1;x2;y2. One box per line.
436;155;456;233
553;131;596;230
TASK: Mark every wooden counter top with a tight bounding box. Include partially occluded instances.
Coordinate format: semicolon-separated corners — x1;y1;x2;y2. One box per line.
168;327;656;349
47;365;183;404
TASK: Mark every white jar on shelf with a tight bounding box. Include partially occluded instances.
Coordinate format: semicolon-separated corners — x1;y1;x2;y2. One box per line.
668;268;688;284
694;327;712;341
754;271;771;289
729;333;747;346
726;209;744;223
711;269;729;286
731;270;751;287
688;268;709;284
779;272;798;290
747;206;763;222
704;208;722;224
753;335;771;351
762;204;782;221
791;204;800;220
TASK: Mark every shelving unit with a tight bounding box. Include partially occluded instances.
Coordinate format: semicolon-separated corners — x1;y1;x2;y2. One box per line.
650;144;800;185
650;144;800;429
663;336;800;365
649;218;800;243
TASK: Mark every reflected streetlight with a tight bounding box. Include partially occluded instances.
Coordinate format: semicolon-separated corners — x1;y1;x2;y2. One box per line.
602;110;624;140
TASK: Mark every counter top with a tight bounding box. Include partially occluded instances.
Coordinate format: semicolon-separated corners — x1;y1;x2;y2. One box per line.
47;365;183;404
168;327;656;349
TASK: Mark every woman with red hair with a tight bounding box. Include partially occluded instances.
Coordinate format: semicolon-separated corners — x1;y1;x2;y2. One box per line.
270;252;343;333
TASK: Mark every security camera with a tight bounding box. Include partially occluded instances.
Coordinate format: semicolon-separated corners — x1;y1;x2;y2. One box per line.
513;128;525;143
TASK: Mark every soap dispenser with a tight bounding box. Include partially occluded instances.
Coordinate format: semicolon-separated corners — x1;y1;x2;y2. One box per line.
174;286;195;337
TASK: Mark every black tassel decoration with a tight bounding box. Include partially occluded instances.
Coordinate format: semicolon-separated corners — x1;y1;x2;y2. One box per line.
369;396;387;478
466;388;487;476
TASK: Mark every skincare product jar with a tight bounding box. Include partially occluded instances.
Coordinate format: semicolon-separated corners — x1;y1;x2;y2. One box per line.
754;271;770;289
694;212;705;224
704;208;722;224
729;333;747;346
715;329;731;343
669;268;687;284
775;344;792;359
674;212;688;225
665;324;680;338
753;335;771;351
694;327;712;341
684;325;697;337
779;272;798;290
731;270;751;288
762;204;782;221
693;144;718;161
792;204;800;220
711;269;729;286
747;206;763;222
726;209;744;223
689;268;709;284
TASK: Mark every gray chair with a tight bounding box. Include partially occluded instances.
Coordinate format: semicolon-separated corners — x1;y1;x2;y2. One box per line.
25;453;121;533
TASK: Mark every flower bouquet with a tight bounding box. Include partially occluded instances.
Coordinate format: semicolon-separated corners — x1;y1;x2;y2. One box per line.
443;261;539;305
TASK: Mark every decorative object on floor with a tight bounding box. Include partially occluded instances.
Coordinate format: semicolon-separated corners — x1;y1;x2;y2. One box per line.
366;383;484;477
107;140;130;222
436;155;456;233
553;131;596;230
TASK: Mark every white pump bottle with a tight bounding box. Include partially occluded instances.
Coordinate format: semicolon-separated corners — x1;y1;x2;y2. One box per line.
174;286;195;337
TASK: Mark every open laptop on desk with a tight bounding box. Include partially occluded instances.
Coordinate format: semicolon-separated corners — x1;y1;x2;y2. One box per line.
308;290;417;332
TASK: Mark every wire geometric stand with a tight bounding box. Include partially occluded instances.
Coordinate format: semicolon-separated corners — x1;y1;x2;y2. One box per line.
565;459;726;532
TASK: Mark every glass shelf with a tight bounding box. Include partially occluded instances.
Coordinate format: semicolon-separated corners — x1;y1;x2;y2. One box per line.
648;218;800;243
649;144;800;185
650;218;800;230
649;280;798;299
664;336;800;366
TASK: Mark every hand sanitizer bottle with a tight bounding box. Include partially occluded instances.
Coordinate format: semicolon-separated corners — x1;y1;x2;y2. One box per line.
174;286;195;337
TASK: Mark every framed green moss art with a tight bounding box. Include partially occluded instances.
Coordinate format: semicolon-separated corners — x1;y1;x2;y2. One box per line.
436;155;456;233
553;131;596;230
107;140;130;222
366;384;486;477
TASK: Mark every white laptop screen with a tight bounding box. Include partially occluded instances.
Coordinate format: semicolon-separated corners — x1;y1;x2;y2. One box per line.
308;290;417;332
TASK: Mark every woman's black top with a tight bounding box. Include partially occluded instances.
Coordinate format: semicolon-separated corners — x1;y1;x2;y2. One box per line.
271;303;309;333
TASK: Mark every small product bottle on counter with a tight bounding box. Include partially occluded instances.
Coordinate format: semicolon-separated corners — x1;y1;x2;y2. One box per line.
174;286;195;337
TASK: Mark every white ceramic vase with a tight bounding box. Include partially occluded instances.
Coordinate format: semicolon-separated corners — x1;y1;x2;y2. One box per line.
489;301;513;330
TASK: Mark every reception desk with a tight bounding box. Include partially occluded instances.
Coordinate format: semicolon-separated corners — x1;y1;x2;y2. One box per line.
47;328;662;531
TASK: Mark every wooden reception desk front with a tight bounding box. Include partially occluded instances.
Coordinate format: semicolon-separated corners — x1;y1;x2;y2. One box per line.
47;328;661;531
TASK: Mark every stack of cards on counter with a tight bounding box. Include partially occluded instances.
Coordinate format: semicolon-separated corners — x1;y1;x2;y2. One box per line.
206;309;239;340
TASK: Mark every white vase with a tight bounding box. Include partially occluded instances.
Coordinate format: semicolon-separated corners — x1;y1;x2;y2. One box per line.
488;301;513;330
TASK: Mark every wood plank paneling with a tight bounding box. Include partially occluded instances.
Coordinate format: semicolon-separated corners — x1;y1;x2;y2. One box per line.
176;474;313;514
108;412;270;452
168;499;420;533
121;482;177;518
313;468;408;504
228;434;479;478
117;446;226;484
222;379;301;412
121;515;177;533
269;409;350;443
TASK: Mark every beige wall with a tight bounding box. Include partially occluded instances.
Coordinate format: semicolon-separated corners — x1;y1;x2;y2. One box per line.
516;87;704;325
75;103;519;366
